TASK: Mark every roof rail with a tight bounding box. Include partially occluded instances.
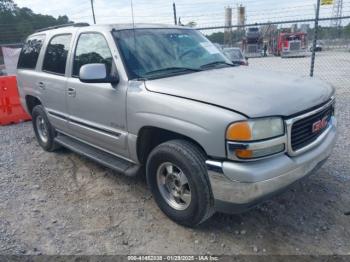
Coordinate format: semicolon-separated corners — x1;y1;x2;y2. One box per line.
35;23;90;33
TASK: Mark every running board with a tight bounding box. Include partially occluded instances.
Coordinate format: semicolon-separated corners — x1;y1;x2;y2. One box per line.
54;133;140;177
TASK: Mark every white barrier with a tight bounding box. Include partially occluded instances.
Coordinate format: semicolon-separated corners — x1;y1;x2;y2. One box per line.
2;47;21;76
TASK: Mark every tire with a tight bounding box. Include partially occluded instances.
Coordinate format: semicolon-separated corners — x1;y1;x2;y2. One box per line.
32;105;60;152
146;140;214;227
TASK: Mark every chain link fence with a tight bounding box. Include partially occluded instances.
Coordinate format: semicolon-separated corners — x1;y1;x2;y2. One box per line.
198;16;350;94
0;3;349;93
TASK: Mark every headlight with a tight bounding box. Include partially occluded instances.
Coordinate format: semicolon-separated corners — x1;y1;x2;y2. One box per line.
226;118;284;141
226;118;286;160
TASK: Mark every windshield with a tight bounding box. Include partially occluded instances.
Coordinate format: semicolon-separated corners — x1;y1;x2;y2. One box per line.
286;35;302;41
113;28;232;79
224;49;244;61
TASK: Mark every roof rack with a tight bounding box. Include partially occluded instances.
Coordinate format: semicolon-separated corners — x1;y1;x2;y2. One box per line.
35;23;90;33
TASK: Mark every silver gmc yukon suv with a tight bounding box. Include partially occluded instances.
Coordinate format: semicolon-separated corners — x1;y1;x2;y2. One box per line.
17;23;337;227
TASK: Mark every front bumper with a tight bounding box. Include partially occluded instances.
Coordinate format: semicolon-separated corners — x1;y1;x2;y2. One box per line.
281;50;308;58
206;120;337;213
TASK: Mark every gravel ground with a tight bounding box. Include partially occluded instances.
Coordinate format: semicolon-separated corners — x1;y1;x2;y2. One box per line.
1;53;350;255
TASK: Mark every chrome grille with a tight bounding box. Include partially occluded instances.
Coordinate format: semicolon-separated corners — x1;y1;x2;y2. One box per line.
291;103;334;151
289;41;301;51
247;45;258;53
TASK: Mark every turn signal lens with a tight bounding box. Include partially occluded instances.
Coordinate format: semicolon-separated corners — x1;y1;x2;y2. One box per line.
226;122;252;141
235;149;253;159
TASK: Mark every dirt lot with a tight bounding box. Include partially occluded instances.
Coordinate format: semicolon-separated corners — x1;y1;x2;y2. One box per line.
1;52;350;255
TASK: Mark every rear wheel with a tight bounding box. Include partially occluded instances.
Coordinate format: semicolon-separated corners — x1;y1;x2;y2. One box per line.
146;140;214;227
32;105;60;152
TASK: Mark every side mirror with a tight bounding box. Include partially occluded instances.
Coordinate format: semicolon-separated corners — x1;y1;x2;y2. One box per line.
79;63;119;84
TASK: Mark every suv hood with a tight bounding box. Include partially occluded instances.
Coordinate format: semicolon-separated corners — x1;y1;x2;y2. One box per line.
144;67;334;118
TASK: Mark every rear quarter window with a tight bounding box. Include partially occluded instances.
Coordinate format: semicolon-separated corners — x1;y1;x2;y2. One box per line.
17;35;45;70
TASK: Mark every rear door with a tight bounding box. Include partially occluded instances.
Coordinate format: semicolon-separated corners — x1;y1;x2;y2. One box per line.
17;34;46;113
65;32;128;157
36;33;73;133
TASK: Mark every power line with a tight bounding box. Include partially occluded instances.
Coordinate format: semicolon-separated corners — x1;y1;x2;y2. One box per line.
197;15;350;30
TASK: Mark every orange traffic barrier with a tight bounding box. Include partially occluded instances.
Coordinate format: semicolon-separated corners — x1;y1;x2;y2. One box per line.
0;76;31;126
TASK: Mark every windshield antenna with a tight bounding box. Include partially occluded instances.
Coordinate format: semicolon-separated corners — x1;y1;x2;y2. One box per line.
130;0;135;29
130;0;138;66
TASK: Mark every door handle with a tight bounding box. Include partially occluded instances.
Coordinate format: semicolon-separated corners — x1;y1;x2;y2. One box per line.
38;82;45;90
67;87;76;97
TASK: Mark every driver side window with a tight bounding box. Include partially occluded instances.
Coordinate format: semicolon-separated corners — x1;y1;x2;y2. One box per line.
72;33;113;77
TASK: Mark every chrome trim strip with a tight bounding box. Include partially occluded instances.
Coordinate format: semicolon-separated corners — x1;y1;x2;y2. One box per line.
48;111;122;138
206;160;224;174
226;135;287;161
287;96;335;123
69;121;121;140
48;110;69;121
286;97;335;156
228;136;286;151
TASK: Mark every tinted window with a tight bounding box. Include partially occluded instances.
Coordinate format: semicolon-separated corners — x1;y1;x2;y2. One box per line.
224;49;243;60
17;35;45;69
73;33;113;77
42;34;72;75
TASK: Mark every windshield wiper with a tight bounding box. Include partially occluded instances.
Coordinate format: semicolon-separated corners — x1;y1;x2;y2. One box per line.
144;67;202;77
200;61;235;69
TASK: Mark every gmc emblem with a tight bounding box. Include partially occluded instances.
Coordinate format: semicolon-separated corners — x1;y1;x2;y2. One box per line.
312;116;329;133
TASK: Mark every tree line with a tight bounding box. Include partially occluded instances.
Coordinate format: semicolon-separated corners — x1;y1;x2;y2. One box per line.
0;0;71;45
206;24;350;45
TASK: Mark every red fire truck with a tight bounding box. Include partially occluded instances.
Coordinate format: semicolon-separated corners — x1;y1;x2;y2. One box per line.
273;32;308;58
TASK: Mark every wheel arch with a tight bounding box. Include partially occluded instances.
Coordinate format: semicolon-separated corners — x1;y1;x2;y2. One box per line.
136;126;207;165
25;95;42;115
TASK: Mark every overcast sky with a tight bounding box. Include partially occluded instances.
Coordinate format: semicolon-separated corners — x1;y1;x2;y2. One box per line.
13;0;349;28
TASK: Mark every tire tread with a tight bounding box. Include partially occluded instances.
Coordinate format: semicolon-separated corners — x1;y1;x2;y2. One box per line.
146;139;214;227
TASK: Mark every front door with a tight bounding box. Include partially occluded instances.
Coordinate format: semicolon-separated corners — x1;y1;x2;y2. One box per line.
66;32;128;158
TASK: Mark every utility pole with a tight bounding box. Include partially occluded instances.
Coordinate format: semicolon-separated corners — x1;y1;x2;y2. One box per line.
331;0;343;28
131;0;135;28
91;0;96;24
310;0;320;77
173;2;177;25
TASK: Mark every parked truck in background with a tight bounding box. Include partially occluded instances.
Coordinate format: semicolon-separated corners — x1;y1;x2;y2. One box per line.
242;27;263;58
274;32;308;58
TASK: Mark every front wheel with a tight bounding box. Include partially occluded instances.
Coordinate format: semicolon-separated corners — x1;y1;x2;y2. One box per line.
146;140;214;227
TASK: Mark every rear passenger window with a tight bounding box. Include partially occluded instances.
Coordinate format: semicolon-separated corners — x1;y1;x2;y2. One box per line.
17;35;45;70
73;33;113;77
42;34;72;75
